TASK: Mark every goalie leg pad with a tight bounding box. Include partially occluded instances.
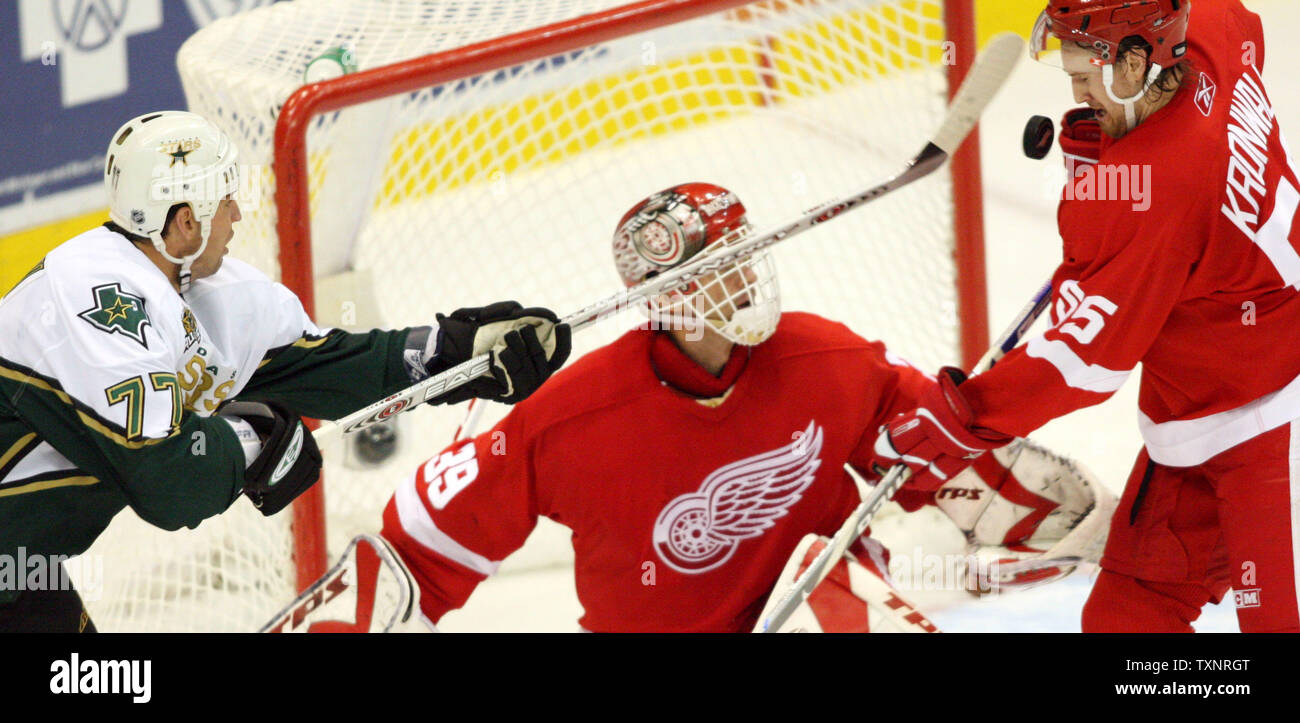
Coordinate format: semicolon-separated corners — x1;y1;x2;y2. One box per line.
261;534;431;633
755;534;940;633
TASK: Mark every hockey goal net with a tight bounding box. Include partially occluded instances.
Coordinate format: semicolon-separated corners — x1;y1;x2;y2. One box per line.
77;0;984;631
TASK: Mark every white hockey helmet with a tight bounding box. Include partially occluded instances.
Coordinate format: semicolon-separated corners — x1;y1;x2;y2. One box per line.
104;111;239;289
612;183;780;346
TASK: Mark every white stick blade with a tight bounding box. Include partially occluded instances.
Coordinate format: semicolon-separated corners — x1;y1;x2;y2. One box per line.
312;420;343;449
931;32;1024;155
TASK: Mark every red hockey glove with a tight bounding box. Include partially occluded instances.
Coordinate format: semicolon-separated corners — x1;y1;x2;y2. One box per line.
872;367;1012;492
1060;107;1101;177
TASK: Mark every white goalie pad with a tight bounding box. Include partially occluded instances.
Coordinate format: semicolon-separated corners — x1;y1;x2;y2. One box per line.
934;438;1117;594
754;534;940;633
260;534;431;633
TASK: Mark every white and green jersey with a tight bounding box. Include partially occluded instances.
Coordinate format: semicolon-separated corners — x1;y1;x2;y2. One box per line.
0;226;427;588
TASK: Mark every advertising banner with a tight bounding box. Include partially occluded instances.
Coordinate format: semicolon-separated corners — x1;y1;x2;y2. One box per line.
0;1;277;235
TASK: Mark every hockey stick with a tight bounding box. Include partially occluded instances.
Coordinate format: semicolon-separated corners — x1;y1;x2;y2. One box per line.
759;280;1054;632
453;398;488;441
313;33;1025;447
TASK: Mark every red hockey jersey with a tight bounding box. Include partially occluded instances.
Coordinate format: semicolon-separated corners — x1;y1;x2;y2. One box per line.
965;0;1300;467
380;312;935;632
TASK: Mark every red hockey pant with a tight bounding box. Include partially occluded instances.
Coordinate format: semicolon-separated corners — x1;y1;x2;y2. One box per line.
1082;421;1300;632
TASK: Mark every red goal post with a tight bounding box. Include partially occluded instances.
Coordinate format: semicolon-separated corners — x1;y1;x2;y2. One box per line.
270;0;988;591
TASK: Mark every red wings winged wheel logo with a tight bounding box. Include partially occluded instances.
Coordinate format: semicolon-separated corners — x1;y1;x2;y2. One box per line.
652;420;824;574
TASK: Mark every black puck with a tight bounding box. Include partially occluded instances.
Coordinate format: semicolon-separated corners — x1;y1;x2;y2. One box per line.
353;421;399;465
1023;115;1055;160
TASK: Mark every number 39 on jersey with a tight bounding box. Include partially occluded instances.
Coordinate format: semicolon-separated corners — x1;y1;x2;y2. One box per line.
421;443;480;509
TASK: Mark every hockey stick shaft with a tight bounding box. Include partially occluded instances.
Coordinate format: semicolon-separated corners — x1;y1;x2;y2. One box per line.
759;279;1052;632
315;34;1025;445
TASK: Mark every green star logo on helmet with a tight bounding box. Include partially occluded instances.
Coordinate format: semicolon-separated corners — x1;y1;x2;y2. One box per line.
78;283;152;348
160;138;202;167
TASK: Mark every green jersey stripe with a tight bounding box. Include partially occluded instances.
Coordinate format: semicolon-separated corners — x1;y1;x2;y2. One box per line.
0;358;176;449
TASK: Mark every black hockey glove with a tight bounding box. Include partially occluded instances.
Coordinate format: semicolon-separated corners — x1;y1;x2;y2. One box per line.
427;301;572;405
221;401;323;517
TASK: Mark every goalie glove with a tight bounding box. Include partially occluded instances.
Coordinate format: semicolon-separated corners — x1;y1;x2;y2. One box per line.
873;366;1012;492
220;401;323;517
934;438;1117;594
424;301;572;405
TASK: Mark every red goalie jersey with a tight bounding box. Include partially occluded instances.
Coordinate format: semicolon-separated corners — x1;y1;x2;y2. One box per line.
380;313;935;632
965;0;1300;467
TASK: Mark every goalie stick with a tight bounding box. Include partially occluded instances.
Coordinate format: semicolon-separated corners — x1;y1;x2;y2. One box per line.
312;33;1026;447
759;279;1054;632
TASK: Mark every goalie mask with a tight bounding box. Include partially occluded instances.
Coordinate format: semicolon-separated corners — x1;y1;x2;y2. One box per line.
612;183;780;346
104;111;240;291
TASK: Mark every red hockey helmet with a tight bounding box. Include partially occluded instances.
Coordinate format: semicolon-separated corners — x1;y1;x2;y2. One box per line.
1031;0;1190;70
612;182;750;286
612;183;779;345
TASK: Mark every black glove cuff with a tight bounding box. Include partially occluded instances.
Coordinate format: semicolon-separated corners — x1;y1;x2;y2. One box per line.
230;401;324;517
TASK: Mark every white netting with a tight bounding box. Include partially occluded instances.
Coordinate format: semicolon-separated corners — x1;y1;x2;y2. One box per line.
78;0;967;631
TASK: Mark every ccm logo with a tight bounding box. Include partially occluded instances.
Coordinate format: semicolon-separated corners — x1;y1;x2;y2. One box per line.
1234;588;1261;608
936;487;983;500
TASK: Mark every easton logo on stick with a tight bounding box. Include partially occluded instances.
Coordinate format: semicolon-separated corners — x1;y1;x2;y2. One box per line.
339;354;495;434
77;283;152;348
